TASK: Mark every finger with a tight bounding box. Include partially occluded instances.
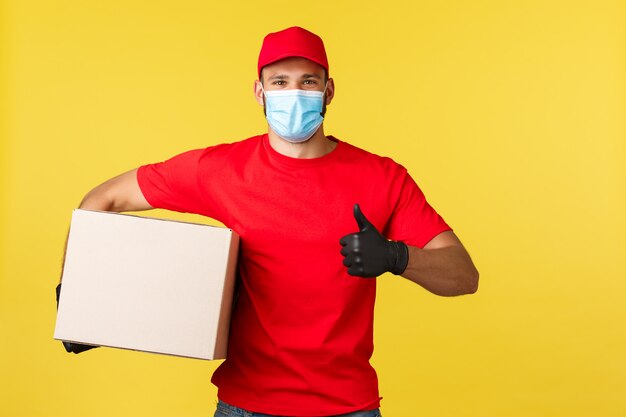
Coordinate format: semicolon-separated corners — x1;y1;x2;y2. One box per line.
348;265;365;276
340;234;359;252
353;204;373;231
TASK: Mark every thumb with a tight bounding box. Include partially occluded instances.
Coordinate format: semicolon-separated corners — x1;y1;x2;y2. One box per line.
353;204;373;231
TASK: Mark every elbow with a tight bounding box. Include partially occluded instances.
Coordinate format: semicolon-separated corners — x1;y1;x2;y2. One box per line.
79;187;117;212
465;266;479;294
447;266;479;296
432;268;479;297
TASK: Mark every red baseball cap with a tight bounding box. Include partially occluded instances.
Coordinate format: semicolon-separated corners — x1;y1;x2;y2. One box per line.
257;26;329;79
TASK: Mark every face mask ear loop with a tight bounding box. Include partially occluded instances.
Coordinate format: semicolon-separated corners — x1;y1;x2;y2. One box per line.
259;81;268;115
320;82;328;117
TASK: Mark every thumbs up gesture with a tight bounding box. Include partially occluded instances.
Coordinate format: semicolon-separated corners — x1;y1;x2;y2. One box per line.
339;204;409;277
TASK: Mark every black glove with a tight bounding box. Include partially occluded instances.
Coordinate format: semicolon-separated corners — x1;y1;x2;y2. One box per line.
55;283;99;354
339;204;409;278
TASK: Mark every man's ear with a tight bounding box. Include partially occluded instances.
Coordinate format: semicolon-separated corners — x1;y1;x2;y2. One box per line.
254;80;264;106
325;78;335;105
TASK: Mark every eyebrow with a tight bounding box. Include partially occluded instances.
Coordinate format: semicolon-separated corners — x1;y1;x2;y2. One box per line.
267;74;288;80
266;73;322;81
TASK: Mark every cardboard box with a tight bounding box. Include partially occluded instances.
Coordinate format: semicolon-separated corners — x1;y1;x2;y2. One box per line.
54;209;239;360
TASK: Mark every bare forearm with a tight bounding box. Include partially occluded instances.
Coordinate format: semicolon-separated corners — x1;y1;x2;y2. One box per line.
401;245;479;296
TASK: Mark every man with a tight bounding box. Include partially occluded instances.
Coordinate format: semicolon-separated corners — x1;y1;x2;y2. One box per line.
57;27;478;417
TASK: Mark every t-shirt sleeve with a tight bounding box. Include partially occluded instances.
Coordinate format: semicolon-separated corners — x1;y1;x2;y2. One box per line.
136;149;205;214
383;170;452;248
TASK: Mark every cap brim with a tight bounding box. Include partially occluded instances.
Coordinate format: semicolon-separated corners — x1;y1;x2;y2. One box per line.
259;52;328;78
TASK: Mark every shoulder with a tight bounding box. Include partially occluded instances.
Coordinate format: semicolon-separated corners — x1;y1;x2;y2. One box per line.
143;135;264;173
335;137;408;176
168;135;263;170
197;134;263;159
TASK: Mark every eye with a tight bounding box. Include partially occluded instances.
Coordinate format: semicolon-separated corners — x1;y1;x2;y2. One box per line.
272;80;286;86
303;79;317;85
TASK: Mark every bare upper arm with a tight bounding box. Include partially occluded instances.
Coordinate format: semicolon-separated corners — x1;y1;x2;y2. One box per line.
79;168;153;212
423;230;464;250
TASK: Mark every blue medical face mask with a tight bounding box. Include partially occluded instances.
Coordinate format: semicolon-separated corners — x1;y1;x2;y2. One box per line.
262;85;326;143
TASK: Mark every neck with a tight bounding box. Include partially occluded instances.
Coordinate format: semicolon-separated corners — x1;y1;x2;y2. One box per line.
267;126;336;159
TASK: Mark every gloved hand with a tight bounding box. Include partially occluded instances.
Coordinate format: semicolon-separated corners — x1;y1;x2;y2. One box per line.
55;283;99;354
339;204;409;278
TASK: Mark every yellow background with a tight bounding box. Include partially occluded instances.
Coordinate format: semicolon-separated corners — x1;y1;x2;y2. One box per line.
1;0;624;416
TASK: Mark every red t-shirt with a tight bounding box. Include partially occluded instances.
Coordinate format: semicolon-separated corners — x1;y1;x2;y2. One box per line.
136;134;451;416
